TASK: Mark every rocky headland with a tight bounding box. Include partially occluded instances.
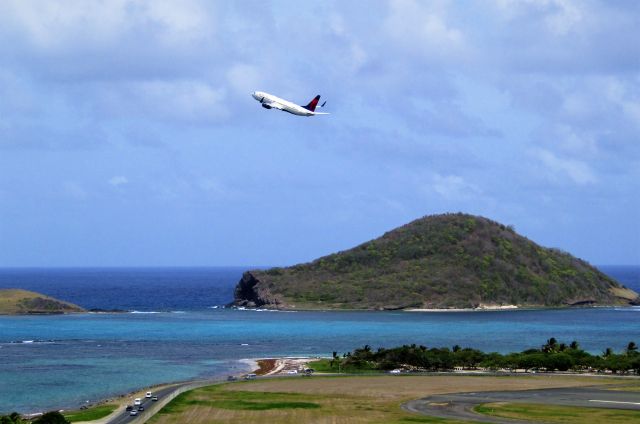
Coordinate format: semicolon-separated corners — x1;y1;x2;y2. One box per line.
233;213;639;310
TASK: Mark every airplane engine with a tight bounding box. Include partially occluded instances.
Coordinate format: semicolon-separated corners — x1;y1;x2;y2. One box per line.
261;104;272;109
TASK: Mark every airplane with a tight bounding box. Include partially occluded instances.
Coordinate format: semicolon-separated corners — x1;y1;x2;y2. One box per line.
251;91;329;116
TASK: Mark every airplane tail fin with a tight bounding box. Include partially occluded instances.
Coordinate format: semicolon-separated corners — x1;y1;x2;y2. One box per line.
303;95;321;112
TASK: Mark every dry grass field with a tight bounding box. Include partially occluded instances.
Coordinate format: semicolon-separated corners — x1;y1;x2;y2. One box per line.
150;374;623;424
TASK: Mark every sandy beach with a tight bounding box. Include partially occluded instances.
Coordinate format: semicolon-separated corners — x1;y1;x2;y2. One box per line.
253;357;317;376
406;304;519;312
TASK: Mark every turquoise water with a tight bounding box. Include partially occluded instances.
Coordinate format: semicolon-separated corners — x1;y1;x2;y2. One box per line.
1;307;639;413
0;266;638;413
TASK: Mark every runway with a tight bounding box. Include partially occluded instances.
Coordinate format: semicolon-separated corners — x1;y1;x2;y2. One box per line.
403;385;640;423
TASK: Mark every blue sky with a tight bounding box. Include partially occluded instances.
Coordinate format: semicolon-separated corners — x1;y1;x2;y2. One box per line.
0;0;638;267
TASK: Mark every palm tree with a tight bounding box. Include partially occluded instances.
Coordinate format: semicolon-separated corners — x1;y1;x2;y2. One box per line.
569;341;579;350
543;338;558;353
331;351;339;368
626;342;638;355
603;347;613;358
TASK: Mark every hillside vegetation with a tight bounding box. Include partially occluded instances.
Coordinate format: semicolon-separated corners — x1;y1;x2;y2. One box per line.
234;213;639;310
0;289;85;314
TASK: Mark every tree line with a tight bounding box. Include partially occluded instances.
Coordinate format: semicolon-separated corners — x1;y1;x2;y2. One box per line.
328;339;640;374
1;411;69;424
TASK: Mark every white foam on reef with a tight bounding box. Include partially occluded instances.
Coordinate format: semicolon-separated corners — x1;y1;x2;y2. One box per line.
613;306;640;311
8;340;55;344
129;311;161;314
233;307;297;313
256;309;297;313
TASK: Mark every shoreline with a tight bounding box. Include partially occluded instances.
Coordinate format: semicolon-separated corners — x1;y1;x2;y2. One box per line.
3;303;638;317
18;356;640;420
231;303;640;313
20;356;317;418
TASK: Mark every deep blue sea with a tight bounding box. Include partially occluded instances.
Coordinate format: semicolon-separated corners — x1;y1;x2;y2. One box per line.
0;266;638;413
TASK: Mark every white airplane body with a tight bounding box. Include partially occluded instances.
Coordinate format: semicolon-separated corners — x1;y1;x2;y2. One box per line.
252;91;329;116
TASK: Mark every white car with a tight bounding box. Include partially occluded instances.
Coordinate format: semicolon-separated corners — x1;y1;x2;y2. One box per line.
134;398;141;406
145;392;152;398
129;410;138;416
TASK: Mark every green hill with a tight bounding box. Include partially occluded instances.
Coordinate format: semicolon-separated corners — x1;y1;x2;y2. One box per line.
233;213;639;310
0;289;85;314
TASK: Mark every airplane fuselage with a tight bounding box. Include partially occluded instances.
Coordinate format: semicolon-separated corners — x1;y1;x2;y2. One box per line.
251;91;328;116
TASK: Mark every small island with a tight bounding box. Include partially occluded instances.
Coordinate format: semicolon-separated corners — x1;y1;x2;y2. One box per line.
233;213;639;310
0;289;85;315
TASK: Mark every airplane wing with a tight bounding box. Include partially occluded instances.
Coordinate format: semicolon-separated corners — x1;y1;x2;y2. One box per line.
265;101;285;110
311;111;330;115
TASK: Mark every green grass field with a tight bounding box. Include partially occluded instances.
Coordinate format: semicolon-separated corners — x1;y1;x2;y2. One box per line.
307;358;381;374
475;402;640;423
63;404;117;422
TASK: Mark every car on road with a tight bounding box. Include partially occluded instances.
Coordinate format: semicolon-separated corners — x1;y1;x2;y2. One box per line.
138;405;144;411
152;396;158;401
129;410;138;416
125;405;133;411
134;398;141;406
145;391;152;398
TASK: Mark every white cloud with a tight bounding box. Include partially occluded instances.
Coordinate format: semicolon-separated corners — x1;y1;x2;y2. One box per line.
132;80;228;122
604;78;640;126
532;149;597;185
432;174;481;200
544;0;585;35
384;0;465;58
492;0;585;35
143;1;213;44
0;0;214;51
226;64;261;95
552;125;598;156
108;176;128;187
0;1;128;49
61;181;87;199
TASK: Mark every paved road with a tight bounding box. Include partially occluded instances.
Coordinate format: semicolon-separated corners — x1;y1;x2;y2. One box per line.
104;374;315;424
403;386;640;423
106;383;191;424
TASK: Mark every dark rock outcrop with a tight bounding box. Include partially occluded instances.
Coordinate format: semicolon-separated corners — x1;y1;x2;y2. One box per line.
232;272;283;308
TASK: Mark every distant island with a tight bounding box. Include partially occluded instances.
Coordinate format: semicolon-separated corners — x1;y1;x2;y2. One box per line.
0;289;85;315
233;213;639;310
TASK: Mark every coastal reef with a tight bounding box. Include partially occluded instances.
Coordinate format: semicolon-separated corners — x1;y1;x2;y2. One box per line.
0;289;85;314
233;213;639;310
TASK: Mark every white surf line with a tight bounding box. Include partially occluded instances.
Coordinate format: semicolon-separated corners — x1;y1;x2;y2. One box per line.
589;400;640;406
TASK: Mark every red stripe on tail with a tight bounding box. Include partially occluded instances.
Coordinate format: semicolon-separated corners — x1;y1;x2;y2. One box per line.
303;95;321;112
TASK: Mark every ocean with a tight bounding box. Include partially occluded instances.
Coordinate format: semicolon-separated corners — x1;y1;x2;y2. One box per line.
0;265;638;413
